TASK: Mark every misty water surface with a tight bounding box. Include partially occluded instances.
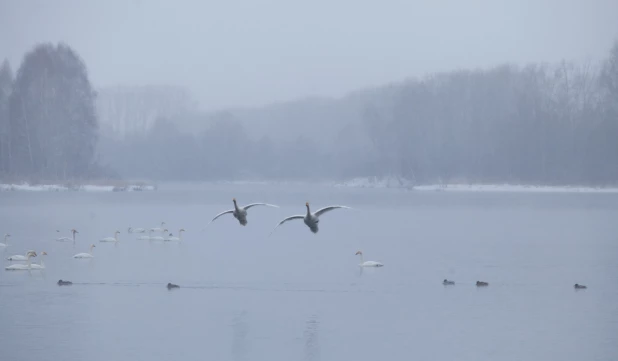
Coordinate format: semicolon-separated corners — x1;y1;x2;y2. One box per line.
1;184;617;361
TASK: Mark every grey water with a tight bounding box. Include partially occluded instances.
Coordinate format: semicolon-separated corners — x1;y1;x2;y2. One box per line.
1;183;617;361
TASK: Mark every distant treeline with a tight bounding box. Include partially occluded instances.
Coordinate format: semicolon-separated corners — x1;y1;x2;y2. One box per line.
99;40;618;185
0;43;110;183
2;41;617;185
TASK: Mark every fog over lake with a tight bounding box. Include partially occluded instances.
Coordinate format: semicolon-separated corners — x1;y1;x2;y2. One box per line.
2;1;618;360
1;184;617;361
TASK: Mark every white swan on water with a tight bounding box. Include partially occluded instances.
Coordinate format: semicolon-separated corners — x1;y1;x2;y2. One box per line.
207;198;279;227
137;230;153;240
0;234;10;247
355;251;384;267
151;222;166;233
128;227;146;233
165;229;185;242
56;229;78;242
100;231;120;243
269;202;351;235
149;229;169;242
74;244;96;258
5;251;37;270
29;251;47;269
7;250;35;261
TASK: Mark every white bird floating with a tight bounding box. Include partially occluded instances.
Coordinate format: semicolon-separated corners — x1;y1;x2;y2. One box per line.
0;233;10;247
355;250;384;267
137;230;153;240
151;222;167;233
149;229;169;242
73;244;96;258
29;251;47;269
164;229;185;242
269;202;351;235
128;227;146;233
6;250;36;261
5;251;38;271
56;229;78;242
208;198;279;227
99;231;120;243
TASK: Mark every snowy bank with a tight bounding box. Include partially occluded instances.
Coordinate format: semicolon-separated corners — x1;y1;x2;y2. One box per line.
0;183;157;192
334;176;414;189
334;176;618;193
413;184;618;193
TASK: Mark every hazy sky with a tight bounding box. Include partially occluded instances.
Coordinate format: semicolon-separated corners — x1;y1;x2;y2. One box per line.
1;0;617;110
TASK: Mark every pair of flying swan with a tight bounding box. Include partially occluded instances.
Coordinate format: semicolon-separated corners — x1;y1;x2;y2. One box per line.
207;198;351;235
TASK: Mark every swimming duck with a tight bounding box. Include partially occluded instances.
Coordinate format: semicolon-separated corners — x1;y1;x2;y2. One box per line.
443;279;455;285
167;283;179;289
57;280;73;286
476;281;489;287
574;283;587;289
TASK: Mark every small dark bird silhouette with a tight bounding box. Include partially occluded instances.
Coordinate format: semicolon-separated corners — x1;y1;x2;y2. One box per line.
574;283;587;289
57;279;72;286
476;281;489;287
167;283;179;289
443;279;455;285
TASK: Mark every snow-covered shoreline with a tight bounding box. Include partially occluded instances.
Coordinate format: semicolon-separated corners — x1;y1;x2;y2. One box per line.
3;177;617;194
0;183;157;192
334;176;618;193
413;183;618;193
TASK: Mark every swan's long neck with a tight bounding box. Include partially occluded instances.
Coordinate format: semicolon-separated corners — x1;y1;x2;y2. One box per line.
358;253;364;264
306;204;311;216
114;233;118;241
179;230;184;240
27;255;32;267
3;235;8;245
72;232;76;242
90;246;95;254
233;200;240;212
40;255;45;267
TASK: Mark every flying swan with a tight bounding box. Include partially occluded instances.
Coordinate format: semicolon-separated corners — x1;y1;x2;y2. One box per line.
56;229;78;242
355;250;384;267
74;244;96;258
100;231;120;242
207;198;279;227
269;202;351;235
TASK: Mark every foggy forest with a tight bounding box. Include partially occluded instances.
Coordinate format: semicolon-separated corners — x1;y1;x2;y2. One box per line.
1;40;617;186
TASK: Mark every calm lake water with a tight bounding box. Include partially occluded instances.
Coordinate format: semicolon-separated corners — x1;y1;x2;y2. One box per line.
1;183;617;361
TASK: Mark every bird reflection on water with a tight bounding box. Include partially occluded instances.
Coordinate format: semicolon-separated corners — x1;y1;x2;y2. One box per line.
303;314;320;361
231;310;249;361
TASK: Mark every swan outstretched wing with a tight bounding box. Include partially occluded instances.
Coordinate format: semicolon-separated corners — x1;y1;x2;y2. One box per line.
208;210;234;225
314;205;351;217
269;215;304;236
243;203;280;210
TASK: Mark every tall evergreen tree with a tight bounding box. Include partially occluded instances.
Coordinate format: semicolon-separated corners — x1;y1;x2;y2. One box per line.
9;43;98;180
0;59;13;175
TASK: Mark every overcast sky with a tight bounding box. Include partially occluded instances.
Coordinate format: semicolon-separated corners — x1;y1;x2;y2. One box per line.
1;0;617;111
